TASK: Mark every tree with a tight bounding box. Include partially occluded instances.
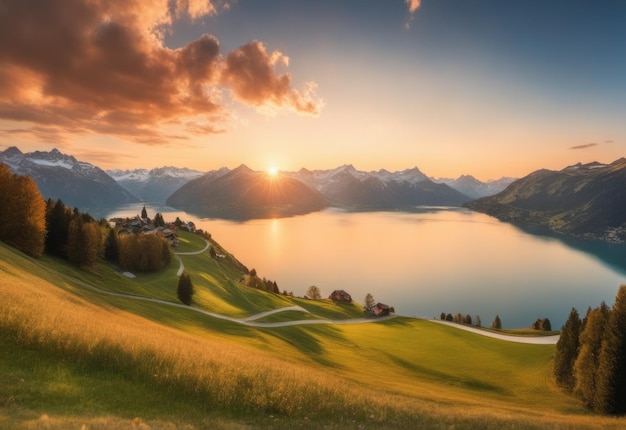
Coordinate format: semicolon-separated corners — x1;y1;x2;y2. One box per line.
491;314;502;329
177;272;194;305
463;314;472;325
0;166;46;258
306;285;322;300
445;313;453;322
554;307;581;391
154;213;165;227
475;315;482;327
12;175;47;257
364;293;375;311
45;199;71;257
440;312;446;320
542;318;552;331
573;302;610;409
104;228;120;263
595;286;626;414
67;214;102;269
250;268;257;277
141;205;148;220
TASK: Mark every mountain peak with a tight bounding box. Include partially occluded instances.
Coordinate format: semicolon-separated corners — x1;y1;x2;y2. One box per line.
2;146;23;157
232;164;255;174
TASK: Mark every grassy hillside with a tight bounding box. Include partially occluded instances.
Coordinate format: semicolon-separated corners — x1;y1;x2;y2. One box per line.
1;240;624;429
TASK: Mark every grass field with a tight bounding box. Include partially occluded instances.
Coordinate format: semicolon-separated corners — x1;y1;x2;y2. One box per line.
1;238;624;429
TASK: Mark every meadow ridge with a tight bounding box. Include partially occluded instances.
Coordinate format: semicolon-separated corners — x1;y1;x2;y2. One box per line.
1;234;625;429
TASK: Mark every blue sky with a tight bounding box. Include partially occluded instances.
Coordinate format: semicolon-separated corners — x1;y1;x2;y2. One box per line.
1;0;624;179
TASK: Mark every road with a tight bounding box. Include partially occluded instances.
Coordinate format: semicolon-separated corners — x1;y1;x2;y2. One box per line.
52;238;561;340
429;319;560;344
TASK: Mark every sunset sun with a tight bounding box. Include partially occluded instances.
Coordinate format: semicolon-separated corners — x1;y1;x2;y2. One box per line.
268;166;278;176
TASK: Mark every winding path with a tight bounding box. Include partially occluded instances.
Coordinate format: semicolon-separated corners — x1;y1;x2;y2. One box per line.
54;239;560;340
429;319;560;344
175;239;211;276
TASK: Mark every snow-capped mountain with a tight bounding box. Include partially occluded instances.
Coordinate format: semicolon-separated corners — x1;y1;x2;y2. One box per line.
108;166;209;202
289;165;469;207
432;175;517;199
0;146;139;209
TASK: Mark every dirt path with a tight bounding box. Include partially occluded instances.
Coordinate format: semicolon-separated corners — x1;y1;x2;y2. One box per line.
429;319;560;344
175;239;210;276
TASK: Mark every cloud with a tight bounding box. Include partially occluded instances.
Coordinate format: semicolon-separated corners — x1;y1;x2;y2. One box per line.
221;41;322;115
569;143;599;150
404;0;422;29
0;0;321;145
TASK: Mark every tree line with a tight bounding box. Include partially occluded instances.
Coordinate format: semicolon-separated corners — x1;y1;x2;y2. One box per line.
0;163;46;257
554;285;626;415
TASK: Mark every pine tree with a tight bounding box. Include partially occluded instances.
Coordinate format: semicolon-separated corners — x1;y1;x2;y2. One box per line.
554;307;581;391
177;273;194;305
491;314;502;329
104;228;120;263
573;302;610;409
45;199;71;257
595;286;626;414
141;205;148;219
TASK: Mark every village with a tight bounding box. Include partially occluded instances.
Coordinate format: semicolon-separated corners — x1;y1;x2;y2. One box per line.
108;205;196;249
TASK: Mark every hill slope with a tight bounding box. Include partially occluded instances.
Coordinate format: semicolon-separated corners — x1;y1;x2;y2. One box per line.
2;239;624;429
465;158;626;242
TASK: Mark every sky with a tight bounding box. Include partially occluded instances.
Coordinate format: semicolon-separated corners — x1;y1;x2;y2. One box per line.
0;0;625;180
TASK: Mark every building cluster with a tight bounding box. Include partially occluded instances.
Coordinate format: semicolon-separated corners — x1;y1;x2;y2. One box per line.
109;214;197;248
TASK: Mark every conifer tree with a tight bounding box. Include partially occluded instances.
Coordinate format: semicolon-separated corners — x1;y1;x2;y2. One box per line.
595;286;626;414
45;199;71;257
491;314;502;329
141;205;148;219
554;307;581;391
177;273;194;305
573;302;610;409
104;228;120;263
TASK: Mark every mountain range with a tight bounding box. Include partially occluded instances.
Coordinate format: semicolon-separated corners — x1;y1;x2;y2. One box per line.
166;165;328;219
465;159;626;242
0;147;139;209
432;175;517;199
107;167;206;202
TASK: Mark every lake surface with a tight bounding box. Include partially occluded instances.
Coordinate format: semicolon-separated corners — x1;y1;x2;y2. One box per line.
99;204;626;328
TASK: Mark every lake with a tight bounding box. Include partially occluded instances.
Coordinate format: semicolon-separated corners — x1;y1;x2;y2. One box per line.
98;204;626;328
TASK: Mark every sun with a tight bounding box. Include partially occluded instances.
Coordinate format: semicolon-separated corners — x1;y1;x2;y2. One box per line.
268;166;278;176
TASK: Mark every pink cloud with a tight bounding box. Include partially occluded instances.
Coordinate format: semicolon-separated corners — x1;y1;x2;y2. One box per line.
0;0;321;145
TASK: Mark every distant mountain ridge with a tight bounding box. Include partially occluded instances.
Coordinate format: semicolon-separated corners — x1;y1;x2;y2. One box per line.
166;164;474;219
0;146;139;209
432;175;517;199
465;159;626;242
108;166;207;202
287;164;470;208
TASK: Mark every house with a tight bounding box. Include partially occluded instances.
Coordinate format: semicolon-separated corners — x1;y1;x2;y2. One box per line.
329;289;352;303
371;303;390;317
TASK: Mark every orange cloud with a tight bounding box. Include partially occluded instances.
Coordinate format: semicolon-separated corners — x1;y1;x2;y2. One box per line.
221;41;322;115
0;0;321;145
405;0;422;13
404;0;422;29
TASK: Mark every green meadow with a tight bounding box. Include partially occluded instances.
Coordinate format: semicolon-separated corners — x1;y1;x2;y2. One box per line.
1;234;624;429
